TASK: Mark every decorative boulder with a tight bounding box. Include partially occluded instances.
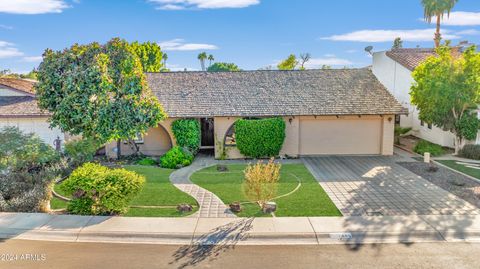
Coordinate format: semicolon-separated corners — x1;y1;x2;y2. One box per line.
229;202;242;213
262;201;277;213
177;203;193;213
427;165;438;173
217;164;228;172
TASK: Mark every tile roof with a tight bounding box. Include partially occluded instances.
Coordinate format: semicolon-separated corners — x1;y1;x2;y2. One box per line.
386;48;436;71
147;68;405;118
0;77;36;95
0;96;49;117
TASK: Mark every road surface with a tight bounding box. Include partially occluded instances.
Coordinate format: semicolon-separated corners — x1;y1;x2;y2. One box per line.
0;239;479;269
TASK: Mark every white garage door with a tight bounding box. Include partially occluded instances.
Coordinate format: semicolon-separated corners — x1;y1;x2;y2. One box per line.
299;118;382;155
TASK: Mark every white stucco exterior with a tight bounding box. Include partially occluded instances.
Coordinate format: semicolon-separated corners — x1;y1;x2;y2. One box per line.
372;51;459;148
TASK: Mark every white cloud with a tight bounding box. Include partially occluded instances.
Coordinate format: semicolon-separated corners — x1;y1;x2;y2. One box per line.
456;29;480;35
304;57;353;68
148;0;259;10
0;41;23;58
321;29;459;42
428;11;480;26
0;0;69;14
158;39;218;51
22;56;43;62
0;24;13;30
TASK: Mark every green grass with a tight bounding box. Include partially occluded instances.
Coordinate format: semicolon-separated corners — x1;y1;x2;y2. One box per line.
436;160;480;180
190;164;341;217
50;165;198;217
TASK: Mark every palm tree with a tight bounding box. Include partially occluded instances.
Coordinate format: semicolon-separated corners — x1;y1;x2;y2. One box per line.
162;53;168;66
208;54;214;67
421;0;458;48
197;52;208;71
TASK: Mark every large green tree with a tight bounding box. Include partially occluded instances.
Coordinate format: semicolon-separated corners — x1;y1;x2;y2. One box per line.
411;45;480;154
130;41;166;72
277;54;298;70
207;62;241;72
36;38;166;158
421;0;458;48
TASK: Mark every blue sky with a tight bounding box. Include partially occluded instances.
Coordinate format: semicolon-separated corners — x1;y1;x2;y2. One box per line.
1;0;479;73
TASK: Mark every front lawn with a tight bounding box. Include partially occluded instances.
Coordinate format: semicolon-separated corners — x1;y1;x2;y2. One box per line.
436;160;480;180
51;165;198;217
190;163;341;217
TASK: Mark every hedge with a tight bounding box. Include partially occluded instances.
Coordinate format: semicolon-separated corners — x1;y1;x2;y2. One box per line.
160;146;194;169
235;117;286;158
171;119;201;154
413;140;445;157
459;144;480;160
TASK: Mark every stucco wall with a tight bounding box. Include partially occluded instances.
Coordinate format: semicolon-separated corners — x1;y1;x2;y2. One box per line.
0;117;64;147
105;118;176;158
214;115;394;159
372;51;457;148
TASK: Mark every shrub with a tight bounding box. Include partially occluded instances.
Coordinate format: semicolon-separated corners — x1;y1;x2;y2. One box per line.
61;163;145;215
243;158;281;207
0;127;64;212
160;146;194;169
64;137;100;166
136;157;158;166
413;140;445;156
459;144;480;160
171;119;201;154
235;117;286;158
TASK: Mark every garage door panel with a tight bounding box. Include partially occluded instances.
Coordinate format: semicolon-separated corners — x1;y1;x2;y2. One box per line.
299;119;381;155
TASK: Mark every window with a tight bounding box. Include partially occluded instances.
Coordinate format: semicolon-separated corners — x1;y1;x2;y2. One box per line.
224;124;236;146
420;121;424;127
427;123;432;129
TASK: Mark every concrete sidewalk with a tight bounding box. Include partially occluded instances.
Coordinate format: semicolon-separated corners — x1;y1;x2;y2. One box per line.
1;213;480;246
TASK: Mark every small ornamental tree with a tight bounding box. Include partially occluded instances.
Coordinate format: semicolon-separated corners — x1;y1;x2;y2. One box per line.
36;38;166;158
235;117;286;158
277;54;298;70
243;158;281;208
411;45;480;154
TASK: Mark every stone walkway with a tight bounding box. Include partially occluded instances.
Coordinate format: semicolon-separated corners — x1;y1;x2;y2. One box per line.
303;155;480;216
170;155;237;218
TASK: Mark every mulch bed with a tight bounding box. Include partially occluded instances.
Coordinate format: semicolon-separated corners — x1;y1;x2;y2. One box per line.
398;161;480;209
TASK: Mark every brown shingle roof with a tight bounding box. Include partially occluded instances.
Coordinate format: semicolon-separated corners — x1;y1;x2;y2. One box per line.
0;77;36;95
0;96;50;117
386;48;436;71
147;68;405;118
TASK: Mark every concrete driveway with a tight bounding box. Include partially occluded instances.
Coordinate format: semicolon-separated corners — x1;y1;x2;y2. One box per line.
302;156;480;216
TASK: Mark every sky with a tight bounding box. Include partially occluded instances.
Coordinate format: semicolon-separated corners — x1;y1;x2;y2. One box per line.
0;0;479;73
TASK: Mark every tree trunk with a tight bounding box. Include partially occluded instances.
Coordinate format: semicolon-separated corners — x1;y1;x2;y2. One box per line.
116;139;121;159
128;139;140;155
434;14;441;48
454;136;464;155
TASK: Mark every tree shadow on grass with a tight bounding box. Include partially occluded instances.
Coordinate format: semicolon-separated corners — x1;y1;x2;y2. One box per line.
170;218;253;269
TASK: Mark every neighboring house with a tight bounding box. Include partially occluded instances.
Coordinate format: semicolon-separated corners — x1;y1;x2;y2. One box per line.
372;48;461;148
0;77;65;147
106;69;405;159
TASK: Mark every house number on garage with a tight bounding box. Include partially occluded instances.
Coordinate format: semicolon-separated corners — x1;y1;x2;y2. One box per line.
329;233;353;241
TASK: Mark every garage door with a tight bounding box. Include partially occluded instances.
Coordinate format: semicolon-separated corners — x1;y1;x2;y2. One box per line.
299;118;382;155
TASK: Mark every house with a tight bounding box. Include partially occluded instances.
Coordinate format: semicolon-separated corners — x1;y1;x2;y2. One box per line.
105;68;405;159
0;77;65;147
372;48;466;148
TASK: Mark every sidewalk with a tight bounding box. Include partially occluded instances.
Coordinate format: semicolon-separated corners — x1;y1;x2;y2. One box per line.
2;213;480;246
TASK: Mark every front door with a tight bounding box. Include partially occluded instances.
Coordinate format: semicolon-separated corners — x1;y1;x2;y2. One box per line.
200;118;214;148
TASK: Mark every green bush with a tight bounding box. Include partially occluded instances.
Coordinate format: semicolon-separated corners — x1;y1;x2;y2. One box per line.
160;146;194;169
394;126;411;145
61;163;145;215
0;127;64;212
64;137;100;166
235;117;286;158
136;157;157;166
459;144;480;160
171;119;200;154
413;140;445;156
